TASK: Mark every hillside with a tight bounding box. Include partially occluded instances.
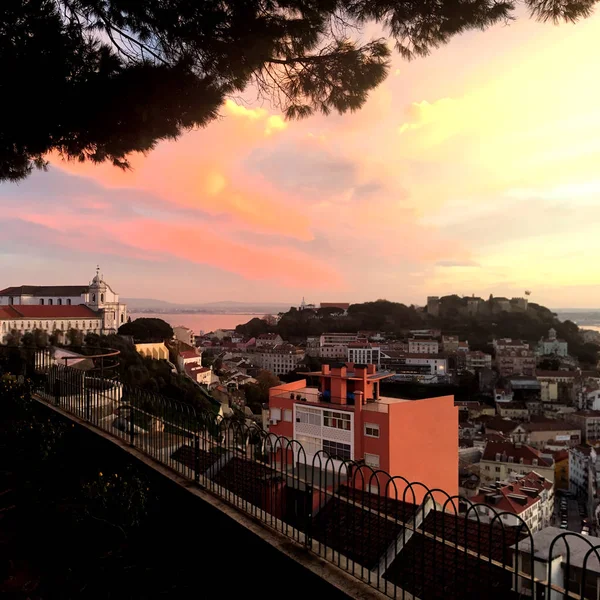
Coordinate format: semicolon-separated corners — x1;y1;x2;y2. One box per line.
236;297;600;366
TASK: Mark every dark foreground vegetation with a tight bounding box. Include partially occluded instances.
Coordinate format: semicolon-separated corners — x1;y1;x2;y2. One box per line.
0;376;347;598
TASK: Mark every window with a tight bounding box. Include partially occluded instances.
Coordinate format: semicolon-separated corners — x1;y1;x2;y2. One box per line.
48;299;53;305
58;299;62;305
364;423;380;438
270;407;281;421
495;467;501;472
40;299;44;305
101;293;104;302
324;409;351;431
121;314;124;323
9;297;13;304
283;409;292;422
364;453;380;468
323;440;351;461
296;435;322;456
296;407;321;426
67;299;71;305
92;294;96;302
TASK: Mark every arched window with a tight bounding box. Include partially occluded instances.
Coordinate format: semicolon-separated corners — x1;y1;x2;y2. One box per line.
92;294;96;302
58;298;62;305
121;313;124;323
48;299;53;306
100;293;104;302
67;299;71;305
45;322;49;329
40;299;44;305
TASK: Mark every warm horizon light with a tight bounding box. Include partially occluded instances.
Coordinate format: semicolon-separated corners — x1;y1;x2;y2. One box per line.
2;12;600;308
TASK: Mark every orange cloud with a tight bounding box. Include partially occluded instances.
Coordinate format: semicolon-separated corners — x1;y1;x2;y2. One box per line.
15;209;340;289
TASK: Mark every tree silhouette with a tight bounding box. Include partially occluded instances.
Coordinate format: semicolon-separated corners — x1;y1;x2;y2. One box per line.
3;0;596;181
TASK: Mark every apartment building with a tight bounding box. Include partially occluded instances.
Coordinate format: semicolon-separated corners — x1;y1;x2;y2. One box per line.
307;333;360;359
347;343;381;367
480;441;554;484
470;471;554;533
382;353;448;383
496;349;536;377
465;350;492;371
569;445;596;499
408;338;439;354
536;370;577;403
567;410;600;443
512;420;581;448
250;343;305;376
268;363;458;497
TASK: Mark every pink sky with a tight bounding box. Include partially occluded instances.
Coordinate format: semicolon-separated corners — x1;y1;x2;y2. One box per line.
2;12;600;308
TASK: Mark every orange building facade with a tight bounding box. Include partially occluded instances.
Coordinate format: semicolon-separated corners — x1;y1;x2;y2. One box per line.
268;363;458;499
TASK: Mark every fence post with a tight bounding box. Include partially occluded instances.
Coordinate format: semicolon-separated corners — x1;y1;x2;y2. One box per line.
53;379;60;407
305;484;313;549
194;434;200;483
86;386;91;421
129;405;135;446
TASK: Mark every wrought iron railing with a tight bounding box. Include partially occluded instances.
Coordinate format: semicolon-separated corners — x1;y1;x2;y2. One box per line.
2;349;600;599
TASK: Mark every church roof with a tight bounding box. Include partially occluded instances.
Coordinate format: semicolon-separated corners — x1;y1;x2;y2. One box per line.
0;305;100;319
0;285;88;297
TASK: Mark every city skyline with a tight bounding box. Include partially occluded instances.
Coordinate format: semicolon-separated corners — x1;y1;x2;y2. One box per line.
2;10;600;306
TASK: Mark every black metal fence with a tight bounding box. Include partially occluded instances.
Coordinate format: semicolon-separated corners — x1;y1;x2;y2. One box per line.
2;350;600;599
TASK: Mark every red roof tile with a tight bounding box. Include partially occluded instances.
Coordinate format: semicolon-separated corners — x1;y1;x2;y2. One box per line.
482;441;552;467
179;350;199;359
471;471;552;515
0;304;100;318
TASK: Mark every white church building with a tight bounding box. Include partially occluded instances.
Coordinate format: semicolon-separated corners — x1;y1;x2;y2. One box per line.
0;268;127;342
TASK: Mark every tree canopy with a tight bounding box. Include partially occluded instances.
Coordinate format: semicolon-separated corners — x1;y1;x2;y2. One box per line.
3;0;597;182
118;317;173;342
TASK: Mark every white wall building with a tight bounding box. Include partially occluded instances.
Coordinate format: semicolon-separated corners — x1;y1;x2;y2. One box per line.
536;328;569;357
173;326;195;346
252;344;305;376
347;344;381;367
0;268;127;336
408;338;439;354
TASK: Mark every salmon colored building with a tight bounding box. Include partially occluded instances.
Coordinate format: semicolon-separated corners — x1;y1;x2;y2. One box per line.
268;362;458;499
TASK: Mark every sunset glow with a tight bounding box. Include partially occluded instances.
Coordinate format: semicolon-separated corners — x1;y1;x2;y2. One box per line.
2;12;600;306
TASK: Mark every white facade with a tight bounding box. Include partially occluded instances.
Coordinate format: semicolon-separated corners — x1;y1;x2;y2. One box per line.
347;346;381;367
406;355;447;374
408;339;439;354
0;314;103;343
569;446;596;497
465;351;492;371
173;326;195;346
0;269;127;335
536;328;568;357
289;403;355;467
255;347;305;376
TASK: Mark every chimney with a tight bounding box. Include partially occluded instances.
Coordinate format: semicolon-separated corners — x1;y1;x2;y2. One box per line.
367;364;376;375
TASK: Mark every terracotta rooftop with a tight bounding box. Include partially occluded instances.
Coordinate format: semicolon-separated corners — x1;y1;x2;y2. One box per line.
519;420;579;432
482;441;552;467
484;417;519;434
535;370;578;378
471;471;552;515
0;304;100;319
179;350;199;359
0;285;88;297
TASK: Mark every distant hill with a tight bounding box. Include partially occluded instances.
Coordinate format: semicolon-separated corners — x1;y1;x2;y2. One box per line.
123;297;291;313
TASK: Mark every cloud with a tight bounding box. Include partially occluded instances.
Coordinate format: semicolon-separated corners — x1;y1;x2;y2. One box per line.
435;260;481;268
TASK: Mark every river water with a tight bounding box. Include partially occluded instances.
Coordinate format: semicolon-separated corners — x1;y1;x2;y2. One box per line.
128;312;255;335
